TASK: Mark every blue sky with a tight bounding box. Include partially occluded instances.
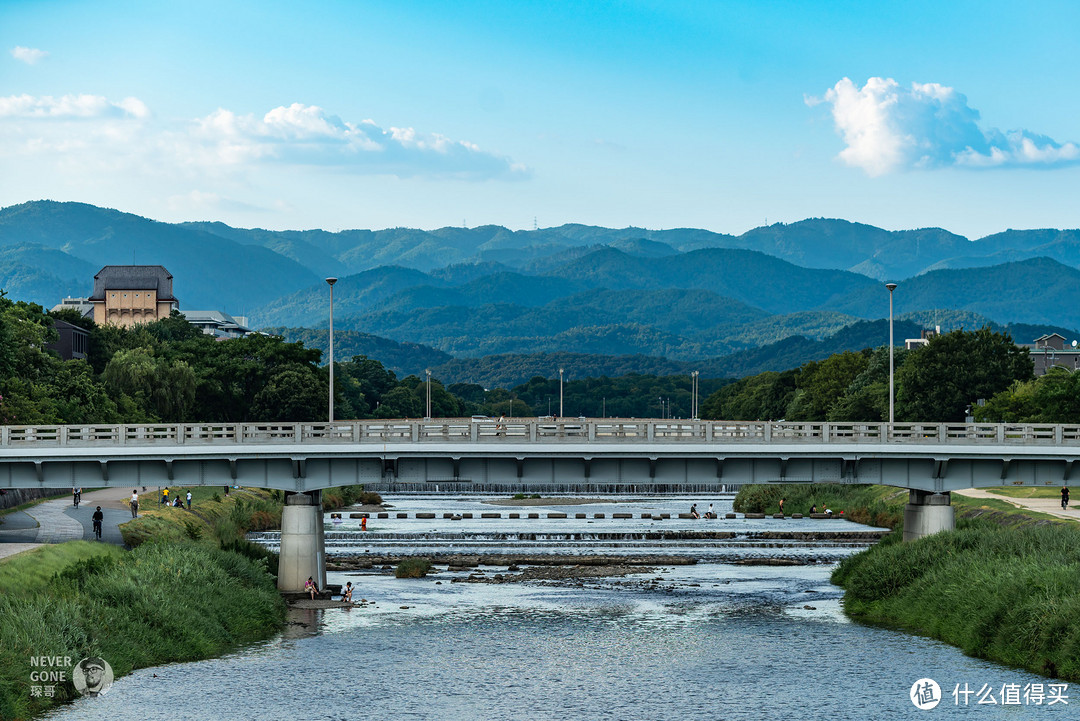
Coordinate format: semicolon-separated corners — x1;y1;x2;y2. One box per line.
2;0;1079;238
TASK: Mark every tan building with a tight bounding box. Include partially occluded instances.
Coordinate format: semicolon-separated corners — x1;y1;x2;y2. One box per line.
89;265;179;327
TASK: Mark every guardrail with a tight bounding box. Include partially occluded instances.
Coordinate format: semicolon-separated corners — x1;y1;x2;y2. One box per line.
3;420;1080;447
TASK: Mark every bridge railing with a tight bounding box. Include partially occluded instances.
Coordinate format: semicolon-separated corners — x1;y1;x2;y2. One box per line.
6;420;1080;447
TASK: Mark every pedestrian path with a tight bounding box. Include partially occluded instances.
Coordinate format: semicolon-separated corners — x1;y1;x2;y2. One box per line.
0;489;133;549
0;542;43;561
955;488;1078;522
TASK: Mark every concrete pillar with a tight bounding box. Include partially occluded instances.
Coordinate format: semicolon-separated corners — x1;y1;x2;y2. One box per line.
277;491;325;592
903;490;955;542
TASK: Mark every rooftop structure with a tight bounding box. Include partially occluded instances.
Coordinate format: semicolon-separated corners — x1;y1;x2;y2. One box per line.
182;310;257;339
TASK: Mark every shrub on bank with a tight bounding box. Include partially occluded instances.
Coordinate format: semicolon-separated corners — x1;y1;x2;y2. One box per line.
733;483;907;528
395;557;433;578
0;541;286;719
832;519;1080;681
322;484;381;510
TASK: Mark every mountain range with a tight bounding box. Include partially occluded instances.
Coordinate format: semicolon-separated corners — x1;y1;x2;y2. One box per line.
2;200;1079;384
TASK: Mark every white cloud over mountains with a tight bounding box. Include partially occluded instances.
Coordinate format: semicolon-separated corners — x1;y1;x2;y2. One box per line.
189;102;525;178
809;77;1080;175
0;96;525;180
11;46;48;64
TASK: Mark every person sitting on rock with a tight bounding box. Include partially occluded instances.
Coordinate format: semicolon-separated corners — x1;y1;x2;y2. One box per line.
305;576;320;600
690;503;700;519
342;581;353;603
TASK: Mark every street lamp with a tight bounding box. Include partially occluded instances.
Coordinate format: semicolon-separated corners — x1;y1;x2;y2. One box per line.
425;368;432;420
886;282;897;425
325;277;337;423
692;370;699;419
558;368;564;418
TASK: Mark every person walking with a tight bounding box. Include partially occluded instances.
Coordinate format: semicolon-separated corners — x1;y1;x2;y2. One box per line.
72;487;80;508
129;490;139;518
779;498;786;516
186;491;192;510
1062;485;1070;511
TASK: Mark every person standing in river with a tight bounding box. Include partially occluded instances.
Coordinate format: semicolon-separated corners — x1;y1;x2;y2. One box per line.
1063;485;1070;511
779;498;786;515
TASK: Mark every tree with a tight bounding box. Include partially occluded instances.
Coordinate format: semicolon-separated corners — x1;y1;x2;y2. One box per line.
975;367;1080;423
700;370;798;421
895;328;1033;422
250;366;327;421
785;350;870;421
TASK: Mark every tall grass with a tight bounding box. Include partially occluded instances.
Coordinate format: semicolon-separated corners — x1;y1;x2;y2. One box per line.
0;541;286;720
833;518;1080;681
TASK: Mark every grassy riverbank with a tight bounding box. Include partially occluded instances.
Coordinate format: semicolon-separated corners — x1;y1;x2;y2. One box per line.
0;541;286;720
832;520;1080;681
736;483;1080;682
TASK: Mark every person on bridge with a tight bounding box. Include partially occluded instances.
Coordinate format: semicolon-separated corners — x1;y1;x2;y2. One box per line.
1063;485;1070;511
130;490;139;518
92;506;103;540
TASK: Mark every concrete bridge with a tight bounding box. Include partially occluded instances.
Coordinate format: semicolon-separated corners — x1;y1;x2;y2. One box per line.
3;418;1078;589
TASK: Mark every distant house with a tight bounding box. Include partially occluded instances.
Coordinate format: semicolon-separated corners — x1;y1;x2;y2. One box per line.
905;326;940;350
51;296;94;318
46;319;89;361
182;310;257;339
1020;333;1080;376
88;265;179;327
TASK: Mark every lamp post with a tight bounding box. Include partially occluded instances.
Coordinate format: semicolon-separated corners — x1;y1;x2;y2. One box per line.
558;368;564;418
425;368;432;420
886;282;897;425
325;277;337;423
692;370;699;419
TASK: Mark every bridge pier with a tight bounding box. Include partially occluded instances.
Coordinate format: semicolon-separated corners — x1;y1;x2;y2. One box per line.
277;491;326;592
903;490;955;542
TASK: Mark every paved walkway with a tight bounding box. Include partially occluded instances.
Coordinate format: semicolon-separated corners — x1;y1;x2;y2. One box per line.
955;488;1078;522
0;488;137;550
0;542;44;561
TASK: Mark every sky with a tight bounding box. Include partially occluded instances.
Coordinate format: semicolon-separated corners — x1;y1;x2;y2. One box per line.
2;0;1079;239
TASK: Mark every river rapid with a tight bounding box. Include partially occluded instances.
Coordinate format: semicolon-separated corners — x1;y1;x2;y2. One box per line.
43;495;1064;720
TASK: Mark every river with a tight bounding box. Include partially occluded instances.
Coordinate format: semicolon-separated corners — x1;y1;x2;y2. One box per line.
43;495;1066;720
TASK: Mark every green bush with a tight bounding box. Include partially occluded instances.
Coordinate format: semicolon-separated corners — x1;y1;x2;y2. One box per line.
394;557;433;578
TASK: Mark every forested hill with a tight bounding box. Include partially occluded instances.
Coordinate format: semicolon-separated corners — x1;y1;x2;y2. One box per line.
4;201;1080;377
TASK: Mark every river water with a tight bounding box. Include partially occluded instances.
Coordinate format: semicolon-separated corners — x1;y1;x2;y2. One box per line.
44;495;1067;720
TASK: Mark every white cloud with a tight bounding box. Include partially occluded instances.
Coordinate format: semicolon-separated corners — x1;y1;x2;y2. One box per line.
0;94;149;119
11;46;48;64
809;77;1080;175
185;102;526;178
0;96;525;184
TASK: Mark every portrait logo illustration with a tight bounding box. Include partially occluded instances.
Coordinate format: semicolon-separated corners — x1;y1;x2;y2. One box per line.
72;657;114;697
